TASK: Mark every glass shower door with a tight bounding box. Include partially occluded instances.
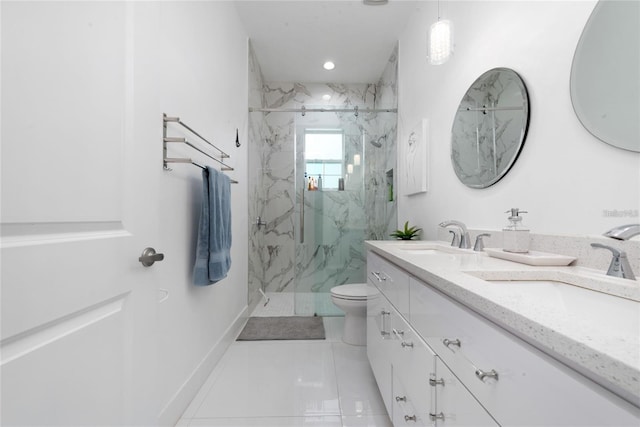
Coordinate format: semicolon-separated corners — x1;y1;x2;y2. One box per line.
293;111;367;316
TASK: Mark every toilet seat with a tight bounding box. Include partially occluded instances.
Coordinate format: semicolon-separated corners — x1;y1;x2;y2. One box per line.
330;283;371;301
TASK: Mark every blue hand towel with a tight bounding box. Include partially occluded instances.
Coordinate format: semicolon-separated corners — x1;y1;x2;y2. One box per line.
193;167;232;286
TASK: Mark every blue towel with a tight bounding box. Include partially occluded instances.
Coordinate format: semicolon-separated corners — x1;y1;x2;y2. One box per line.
193;167;232;286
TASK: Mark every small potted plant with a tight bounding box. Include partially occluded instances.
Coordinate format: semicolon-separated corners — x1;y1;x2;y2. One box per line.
390;221;422;240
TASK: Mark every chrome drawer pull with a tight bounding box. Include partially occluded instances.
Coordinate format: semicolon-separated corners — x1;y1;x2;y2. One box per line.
395;395;407;402
429;412;445;421
371;271;386;281
475;368;499;382
404;415;417;422
392;328;405;337
429;377;445;387
380;310;390;316
381;331;391;336
401;341;414;348
443;338;461;348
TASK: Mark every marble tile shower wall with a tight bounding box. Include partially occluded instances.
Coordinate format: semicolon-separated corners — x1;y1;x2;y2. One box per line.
248;43;269;310
248;45;398;300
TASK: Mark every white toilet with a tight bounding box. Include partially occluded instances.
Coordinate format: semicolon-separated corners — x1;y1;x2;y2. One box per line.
330;283;377;346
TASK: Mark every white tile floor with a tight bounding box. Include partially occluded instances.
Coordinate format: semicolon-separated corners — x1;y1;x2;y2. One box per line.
176;315;392;427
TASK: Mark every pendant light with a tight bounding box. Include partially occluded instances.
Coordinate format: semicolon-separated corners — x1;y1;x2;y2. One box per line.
428;0;453;65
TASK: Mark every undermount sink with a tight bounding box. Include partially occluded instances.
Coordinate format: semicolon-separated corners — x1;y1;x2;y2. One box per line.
464;270;640;337
464;269;640;302
392;242;474;255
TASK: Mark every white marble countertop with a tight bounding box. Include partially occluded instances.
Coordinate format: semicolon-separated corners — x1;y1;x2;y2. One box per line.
366;240;640;408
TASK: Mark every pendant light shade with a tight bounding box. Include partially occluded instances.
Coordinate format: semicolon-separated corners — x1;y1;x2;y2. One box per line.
428;19;454;65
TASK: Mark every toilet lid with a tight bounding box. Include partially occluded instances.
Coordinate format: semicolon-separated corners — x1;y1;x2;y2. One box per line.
330;283;374;300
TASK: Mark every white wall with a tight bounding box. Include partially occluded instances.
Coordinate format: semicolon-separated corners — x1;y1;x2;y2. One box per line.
397;1;640;239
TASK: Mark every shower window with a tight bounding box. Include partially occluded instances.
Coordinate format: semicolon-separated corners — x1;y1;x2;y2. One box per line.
304;129;344;189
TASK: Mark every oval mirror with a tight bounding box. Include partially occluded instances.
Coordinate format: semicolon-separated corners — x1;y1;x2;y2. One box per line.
570;0;639;152
451;68;530;188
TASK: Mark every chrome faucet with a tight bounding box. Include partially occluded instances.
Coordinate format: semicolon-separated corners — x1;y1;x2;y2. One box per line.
603;224;640;240
474;233;491;252
449;230;460;247
439;220;471;249
590;243;636;280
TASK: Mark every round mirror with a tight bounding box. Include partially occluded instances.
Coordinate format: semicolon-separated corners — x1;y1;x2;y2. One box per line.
570;0;639;152
451;68;530;188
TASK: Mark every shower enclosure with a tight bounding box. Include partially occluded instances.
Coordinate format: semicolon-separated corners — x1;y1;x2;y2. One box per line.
248;105;397;316
246;37;400;313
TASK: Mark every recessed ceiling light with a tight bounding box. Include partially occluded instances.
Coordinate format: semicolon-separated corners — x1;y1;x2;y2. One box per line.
322;94;332;101
323;61;335;71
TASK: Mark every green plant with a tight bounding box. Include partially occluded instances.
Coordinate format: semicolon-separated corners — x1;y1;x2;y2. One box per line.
390;221;422;240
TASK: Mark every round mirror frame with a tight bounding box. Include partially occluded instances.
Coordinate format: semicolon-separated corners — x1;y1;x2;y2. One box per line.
451;67;530;189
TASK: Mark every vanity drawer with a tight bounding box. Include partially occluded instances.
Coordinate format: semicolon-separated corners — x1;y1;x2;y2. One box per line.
410;278;640;426
368;251;410;316
392;372;432;427
391;310;435;419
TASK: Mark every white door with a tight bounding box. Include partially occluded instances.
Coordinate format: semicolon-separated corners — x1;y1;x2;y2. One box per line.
1;2;159;425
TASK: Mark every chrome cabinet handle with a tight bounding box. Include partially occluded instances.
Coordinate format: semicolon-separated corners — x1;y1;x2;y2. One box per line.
392;328;405;337
475;368;499;382
380;310;391;337
429;412;445;421
139;247;165;267
371;271;385;281
401;341;414;348
429;377;445;387
443;338;461;348
404;415;417;422
395;395;407;402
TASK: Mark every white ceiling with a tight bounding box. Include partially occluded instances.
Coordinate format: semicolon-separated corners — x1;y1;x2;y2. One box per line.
234;0;421;83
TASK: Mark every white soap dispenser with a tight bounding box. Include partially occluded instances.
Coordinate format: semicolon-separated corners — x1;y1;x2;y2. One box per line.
503;208;529;253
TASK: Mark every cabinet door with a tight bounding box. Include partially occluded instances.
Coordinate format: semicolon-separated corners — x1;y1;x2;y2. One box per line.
411;278;640;426
392;310;436;425
433;358;498;426
367;282;393;415
393;374;434;426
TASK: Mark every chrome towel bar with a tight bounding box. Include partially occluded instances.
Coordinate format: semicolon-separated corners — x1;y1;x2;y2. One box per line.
162;113;238;183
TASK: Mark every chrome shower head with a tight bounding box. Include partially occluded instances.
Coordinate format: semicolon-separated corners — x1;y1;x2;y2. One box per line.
369;135;386;148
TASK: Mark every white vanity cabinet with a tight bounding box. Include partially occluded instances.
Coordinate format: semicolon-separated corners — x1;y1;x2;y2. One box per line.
367;251;496;426
367;249;640;427
410;276;640;426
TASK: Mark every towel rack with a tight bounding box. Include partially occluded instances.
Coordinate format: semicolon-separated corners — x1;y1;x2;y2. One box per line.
163;113;238;183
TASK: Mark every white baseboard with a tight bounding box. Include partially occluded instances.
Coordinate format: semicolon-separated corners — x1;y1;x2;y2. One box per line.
157;306;249;426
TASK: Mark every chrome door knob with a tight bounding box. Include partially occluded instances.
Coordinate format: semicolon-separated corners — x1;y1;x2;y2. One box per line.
139;247;165;267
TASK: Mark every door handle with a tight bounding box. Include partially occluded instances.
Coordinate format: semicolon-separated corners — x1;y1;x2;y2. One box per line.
139;247;165;267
